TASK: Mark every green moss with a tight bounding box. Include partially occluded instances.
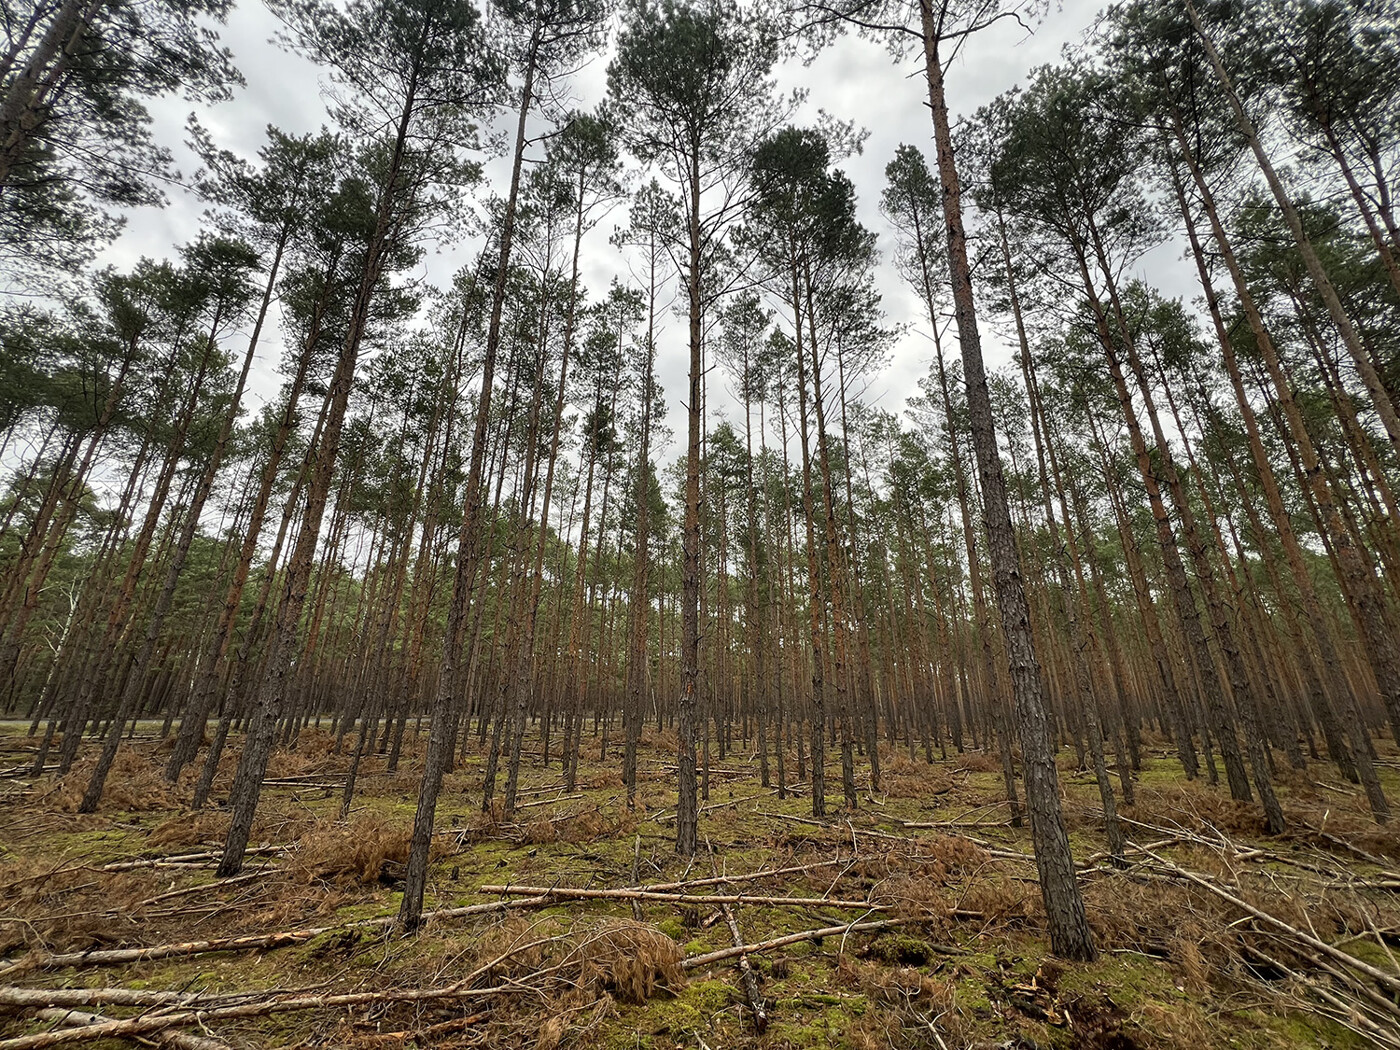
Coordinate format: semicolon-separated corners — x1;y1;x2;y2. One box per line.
764;996;869;1049
1057;950;1179;1001
40;824;146;859
636;978;734;1038
867;932;940;966
1262;1009;1372;1049
954;978;994;1016
1132;759;1191;786
1342;938;1395;971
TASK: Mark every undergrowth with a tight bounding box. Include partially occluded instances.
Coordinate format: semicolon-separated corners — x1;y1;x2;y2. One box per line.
0;726;1394;1050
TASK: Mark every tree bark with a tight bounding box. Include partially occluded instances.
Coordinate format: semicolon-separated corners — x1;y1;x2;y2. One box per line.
918;0;1093;961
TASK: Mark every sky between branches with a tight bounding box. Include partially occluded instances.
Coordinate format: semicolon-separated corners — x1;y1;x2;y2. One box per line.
107;0;1195;463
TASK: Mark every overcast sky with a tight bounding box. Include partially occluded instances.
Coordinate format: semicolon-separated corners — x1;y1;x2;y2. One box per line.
108;0;1193;465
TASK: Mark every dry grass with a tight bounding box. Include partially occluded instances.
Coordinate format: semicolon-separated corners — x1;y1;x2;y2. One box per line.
454;800;640;847
1123;776;1400;862
288;813;412;887
958;876;1043;930
835;955;965;1050
572;918;686;1004
839;954;954;1008
586;768;624;789
876;750;960;799
0;858;162;954
1122;781;1268;838
49;748;177;812
268;729;343;768
921;832;992;875
842;1006;927;1050
639;726;680;752
473;914;562;981
517;803;638;845
1133;1000;1217;1048
952;750;1004;774
1083;873;1211;965
467;915;684;1007
874;874;954;926
146;809;230;849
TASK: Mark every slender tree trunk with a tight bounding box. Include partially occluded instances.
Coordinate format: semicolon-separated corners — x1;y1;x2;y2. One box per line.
1171;111;1400;755
400;35;537;926
625;237;660;809
918;0;1093;960
1184;0;1400;457
674;147;705;857
218;43;428;878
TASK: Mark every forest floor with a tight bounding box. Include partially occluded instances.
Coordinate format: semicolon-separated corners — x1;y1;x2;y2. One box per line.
2;724;1400;1050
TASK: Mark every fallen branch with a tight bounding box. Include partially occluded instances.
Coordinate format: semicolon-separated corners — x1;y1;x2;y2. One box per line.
655;791;777;823
96;848;284;873
753;812;916;847
1312;830;1394;869
0;927;340;978
754;811;1000;855
1134;843;1400;996
1119;817;1360;881
477;885;885;910
1;988;245;1010
719;903;767;1033
515;793;584;810
350;1011;491;1043
753;810;836;830
0;896;557;976
1243;947;1400;1048
0;981;512;1050
512;783;568;798
1083;837;1179;867
129;872;268;911
705;839;766;1034
26;1008;232;1050
632;857;849;894
1298;945;1400;1023
681;918;956;970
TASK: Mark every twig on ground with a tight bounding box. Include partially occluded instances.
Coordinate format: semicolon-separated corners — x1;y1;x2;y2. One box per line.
25;1008;232;1050
682;918;953;970
1133;842;1400;996
477;885;886;910
0;897;559;977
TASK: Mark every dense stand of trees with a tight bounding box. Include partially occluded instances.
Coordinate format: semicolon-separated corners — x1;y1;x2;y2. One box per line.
2;0;1398;960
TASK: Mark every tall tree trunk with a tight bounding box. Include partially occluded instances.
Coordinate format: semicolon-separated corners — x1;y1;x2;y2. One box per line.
1170;109;1400;757
1184;0;1400;458
918;0;1093;961
219;40;428;878
675;147;705;856
625;232;660;809
400;34;538;927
